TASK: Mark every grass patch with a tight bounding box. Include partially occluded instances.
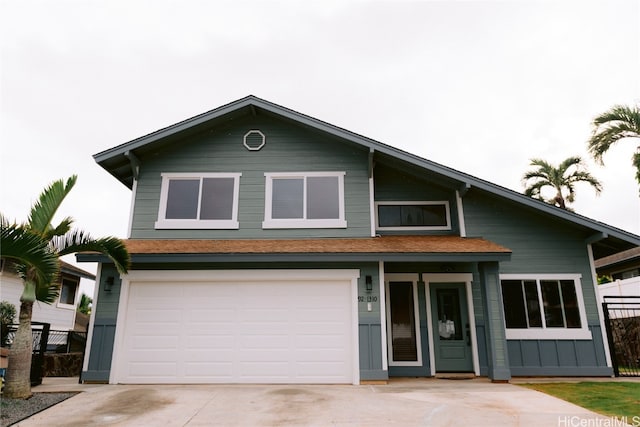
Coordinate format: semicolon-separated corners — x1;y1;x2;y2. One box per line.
520;382;640;419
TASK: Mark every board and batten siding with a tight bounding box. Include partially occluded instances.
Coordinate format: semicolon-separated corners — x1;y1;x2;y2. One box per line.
129;116;371;239
462;190;610;375
83;264;121;382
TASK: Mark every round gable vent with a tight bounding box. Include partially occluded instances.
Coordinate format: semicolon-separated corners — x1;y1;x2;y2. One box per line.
243;130;266;151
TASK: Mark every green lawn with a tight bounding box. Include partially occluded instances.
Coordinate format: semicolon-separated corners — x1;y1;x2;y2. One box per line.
520;382;640;420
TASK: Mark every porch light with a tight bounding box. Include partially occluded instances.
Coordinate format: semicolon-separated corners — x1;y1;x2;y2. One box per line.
105;276;115;292
365;275;373;292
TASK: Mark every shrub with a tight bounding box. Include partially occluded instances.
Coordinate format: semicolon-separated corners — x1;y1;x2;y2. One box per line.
0;301;16;346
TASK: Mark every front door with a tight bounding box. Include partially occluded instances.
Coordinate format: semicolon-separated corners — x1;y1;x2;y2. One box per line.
430;283;473;372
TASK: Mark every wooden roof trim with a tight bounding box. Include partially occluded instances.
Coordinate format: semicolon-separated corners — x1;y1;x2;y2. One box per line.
119;236;511;255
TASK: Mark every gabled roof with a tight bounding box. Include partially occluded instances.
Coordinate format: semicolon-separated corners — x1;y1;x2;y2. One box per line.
1;259;95;281
93;95;640;258
60;260;96;280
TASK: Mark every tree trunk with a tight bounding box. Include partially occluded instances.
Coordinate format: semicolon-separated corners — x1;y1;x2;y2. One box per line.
554;191;566;210
4;300;34;399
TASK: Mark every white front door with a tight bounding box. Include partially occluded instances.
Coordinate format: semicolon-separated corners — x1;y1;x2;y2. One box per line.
112;270;359;384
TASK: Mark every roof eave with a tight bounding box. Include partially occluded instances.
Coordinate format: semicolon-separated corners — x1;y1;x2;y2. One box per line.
77;252;512;264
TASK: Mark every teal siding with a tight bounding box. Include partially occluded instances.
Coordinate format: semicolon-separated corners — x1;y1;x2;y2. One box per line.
478;262;511;380
463;190;609;375
373;164;460;235
130;115;371;239
507;326;612;376
463;190;600;324
83;264;122;382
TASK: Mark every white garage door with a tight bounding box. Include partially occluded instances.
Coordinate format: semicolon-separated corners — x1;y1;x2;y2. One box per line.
113;270;359;384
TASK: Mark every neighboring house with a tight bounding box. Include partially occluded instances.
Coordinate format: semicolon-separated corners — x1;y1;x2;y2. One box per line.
78;95;640;385
595;247;640;303
0;259;95;332
595;247;640;281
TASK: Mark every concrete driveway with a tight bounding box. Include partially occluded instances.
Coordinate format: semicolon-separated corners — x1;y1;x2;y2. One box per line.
19;378;618;426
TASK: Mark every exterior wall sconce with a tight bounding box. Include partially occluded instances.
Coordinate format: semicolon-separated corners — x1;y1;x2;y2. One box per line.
105;276;115;292
365;275;373;292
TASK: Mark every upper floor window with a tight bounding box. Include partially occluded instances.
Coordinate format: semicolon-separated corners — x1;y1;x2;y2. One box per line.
155;173;241;229
57;278;77;308
263;172;346;229
500;274;591;340
375;201;451;231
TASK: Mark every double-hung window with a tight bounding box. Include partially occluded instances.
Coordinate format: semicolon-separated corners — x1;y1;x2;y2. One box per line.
500;274;591;340
263;172;346;228
156;173;241;229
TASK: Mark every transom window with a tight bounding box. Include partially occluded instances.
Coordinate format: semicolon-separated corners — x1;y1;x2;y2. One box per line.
500;274;591;340
375;201;450;231
263;172;346;229
156;173;241;229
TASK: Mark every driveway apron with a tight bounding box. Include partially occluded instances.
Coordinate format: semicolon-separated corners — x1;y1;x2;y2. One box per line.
16;378;616;426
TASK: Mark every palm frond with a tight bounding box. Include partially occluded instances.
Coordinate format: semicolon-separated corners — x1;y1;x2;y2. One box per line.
27;175;77;235
53;230;130;274
592;104;640;129
35;282;61;304
588;104;640;164
0;215;60;285
45;216;74;240
567;171;603;194
522;171;550;182
558;156;583;172
524;180;548;198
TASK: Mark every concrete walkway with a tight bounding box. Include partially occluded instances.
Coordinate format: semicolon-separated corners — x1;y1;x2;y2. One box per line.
17;377;631;426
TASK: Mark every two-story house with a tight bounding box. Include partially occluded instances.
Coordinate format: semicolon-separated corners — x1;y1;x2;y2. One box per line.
78;96;640;385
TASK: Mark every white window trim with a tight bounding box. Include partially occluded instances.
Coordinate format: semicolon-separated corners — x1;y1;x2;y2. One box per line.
155;172;241;229
375;201;451;231
262;172;347;229
455;190;466;237
385;273;423;367
500;274;592;340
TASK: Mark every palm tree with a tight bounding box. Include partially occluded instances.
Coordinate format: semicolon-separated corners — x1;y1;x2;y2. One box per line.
587;104;640;185
523;156;603;210
77;293;93;315
2;176;129;399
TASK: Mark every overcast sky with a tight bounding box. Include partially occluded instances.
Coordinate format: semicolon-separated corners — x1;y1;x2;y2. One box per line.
1;1;639;296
